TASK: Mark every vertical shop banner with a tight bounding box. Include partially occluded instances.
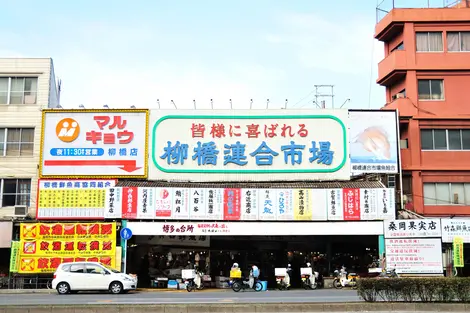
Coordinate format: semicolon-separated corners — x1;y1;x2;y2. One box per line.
385;238;443;274
155;188;173;218
121;187;138;219
311;189;327;220
276;189;294;220
10;241;20;273
360;189;378;220
224;189;241;220
259;189;277;220
137;187;156;219
104;187;122;219
172;188;190;219
293;189;312;220
343;189;361;221
37;179;115;220
206;189;224;220
453;237;464;268
327;189;344;220
241;189;259;220
377;188;395;219
189;188;206;219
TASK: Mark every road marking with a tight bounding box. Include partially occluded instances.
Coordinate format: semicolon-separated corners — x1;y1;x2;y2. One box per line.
218;299;234;302
96;300;114;303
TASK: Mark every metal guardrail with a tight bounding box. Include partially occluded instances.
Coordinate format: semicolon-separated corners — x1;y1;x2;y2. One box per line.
0;275;53;289
377;0;462;23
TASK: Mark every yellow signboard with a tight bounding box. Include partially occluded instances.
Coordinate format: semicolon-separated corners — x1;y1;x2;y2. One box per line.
19;222;116;274
293;189;312;220
453;236;464;268
10;241;20;273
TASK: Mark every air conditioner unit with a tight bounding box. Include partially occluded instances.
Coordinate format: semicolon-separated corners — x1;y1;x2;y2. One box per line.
14;206;28;217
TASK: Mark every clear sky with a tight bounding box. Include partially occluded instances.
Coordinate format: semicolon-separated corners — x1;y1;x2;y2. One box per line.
0;0;394;110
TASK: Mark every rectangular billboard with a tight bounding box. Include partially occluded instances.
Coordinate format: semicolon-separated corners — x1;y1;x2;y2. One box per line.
349;110;399;175
383;219;441;238
39;109;149;178
148;109;350;181
36;179;116;220
441;219;470;243
18;222;116;273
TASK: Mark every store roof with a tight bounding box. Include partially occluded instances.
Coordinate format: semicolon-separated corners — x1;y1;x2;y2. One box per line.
116;179;386;189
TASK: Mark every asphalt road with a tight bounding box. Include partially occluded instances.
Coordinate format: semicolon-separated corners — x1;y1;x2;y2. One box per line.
0;289;361;305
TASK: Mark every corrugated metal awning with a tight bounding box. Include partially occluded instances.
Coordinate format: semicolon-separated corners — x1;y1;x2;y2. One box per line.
116;179;386;189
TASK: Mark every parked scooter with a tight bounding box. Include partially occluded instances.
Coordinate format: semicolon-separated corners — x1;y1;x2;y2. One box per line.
300;263;317;290
230;266;263;292
333;266;359;289
377;268;399;279
275;264;292;290
183;268;204;292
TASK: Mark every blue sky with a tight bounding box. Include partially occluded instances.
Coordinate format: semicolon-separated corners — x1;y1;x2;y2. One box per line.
1;0;390;110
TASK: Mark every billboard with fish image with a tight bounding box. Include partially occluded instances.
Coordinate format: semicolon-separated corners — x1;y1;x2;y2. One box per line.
349;110;399;175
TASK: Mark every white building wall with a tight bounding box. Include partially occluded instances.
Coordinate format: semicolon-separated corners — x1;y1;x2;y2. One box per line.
0;58;57;218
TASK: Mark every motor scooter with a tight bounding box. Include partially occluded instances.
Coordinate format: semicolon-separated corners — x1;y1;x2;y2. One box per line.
300;267;317;290
182;269;204;292
275;266;291;290
333;267;358;289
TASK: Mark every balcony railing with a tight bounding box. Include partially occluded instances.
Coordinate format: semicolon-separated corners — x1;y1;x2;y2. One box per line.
377;0;461;23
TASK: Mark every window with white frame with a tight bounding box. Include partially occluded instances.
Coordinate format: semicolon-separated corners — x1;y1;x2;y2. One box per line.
420;129;470;150
0;128;35;156
0;77;38;105
447;32;470;52
423;183;470;205
0;179;31;207
418;79;444;100
416;32;443;52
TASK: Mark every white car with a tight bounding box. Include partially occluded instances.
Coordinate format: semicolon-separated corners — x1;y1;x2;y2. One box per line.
52;261;137;295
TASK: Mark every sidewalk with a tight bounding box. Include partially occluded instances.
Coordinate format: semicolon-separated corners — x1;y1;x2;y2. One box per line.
0;287;230;294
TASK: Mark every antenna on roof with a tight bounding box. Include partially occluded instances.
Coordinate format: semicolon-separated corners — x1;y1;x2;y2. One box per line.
130;105;136;109
210;99;213;110
250;99;253;109
79;104;85;109
284;99;288;109
266;99;270;109
229;99;232;110
171;100;177;109
157;99;160;109
103;104;109;109
193;99;196;110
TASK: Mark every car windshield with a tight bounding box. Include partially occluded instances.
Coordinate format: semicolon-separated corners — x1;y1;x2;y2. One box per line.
102;264;121;273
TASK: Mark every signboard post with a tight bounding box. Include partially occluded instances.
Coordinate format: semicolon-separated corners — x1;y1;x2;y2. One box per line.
39;109;149;178
120;221;130;274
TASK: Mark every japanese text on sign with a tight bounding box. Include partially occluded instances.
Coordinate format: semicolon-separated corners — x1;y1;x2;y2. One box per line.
384;219;441;238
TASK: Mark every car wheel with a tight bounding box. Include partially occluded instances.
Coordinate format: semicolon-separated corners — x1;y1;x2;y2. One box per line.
56;282;70;295
109;281;123;294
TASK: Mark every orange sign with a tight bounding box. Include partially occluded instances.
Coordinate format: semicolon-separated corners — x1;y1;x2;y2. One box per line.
56;118;80;142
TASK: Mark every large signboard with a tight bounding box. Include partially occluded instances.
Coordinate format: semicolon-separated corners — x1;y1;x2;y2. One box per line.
104;186;395;221
127;221;385;236
39;109;149;178
149;110;350;181
385;238;443;274
441;219;470;243
36;179;116;220
349;110;399;175
18;223;116;273
384;219;441;238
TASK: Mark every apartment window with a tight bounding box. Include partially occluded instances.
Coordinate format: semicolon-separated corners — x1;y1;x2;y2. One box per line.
416;32;443;52
391;42;404;52
0;179;31;207
418;79;444;100
423;183;470;205
447;32;470;52
0;77;38;105
0;128;34;156
420;129;470;150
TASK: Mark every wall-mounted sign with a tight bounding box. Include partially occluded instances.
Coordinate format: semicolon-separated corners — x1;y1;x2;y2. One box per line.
40;109;148;178
349;110;399;175
36;179;116;220
385;238;443;274
441;219;470;243
148;109;350;181
383;219;441;238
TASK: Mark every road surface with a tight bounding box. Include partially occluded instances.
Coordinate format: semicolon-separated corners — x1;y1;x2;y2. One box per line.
0;289;361;305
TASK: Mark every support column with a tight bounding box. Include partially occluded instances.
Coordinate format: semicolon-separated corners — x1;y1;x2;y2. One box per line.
378;235;385;263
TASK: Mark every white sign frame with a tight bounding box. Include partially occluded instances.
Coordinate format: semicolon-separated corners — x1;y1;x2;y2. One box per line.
441;219;470;243
383;219;442;238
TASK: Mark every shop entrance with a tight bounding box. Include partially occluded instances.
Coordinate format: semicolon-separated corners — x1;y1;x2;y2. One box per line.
126;235;378;289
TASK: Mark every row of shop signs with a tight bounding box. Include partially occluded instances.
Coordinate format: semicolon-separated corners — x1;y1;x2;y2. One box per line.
39;109;399;181
36;179;396;221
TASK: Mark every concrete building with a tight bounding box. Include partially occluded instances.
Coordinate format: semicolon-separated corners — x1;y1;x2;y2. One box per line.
375;0;470;217
0;58;60;221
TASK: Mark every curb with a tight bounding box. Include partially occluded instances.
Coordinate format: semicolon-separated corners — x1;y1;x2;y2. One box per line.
1;302;470;312
0;288;229;294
